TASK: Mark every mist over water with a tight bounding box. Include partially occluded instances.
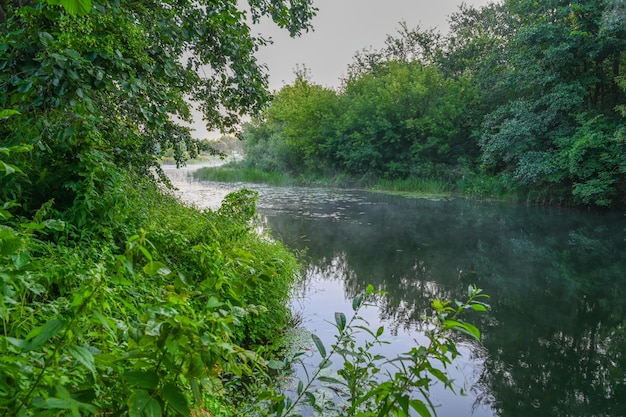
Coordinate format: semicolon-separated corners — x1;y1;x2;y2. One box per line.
167;165;626;417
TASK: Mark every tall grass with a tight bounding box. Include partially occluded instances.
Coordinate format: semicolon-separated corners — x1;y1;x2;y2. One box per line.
194;164;293;186
370;176;453;195
192;164;570;206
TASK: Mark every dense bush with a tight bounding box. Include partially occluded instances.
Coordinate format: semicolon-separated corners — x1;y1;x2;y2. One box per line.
0;168;300;416
239;1;626;207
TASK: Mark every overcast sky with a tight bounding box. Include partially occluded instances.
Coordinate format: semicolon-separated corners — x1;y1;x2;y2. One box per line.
194;0;494;138
254;0;494;90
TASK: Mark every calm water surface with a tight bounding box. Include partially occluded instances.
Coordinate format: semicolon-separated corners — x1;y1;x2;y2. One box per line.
166;165;626;417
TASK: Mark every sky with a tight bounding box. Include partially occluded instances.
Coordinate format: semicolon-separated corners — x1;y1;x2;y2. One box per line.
194;0;493;139
254;0;493;91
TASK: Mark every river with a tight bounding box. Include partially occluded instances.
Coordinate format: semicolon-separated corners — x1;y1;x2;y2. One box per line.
164;164;626;417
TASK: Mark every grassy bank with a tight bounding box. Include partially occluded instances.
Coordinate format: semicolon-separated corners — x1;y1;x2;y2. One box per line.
193;163;295;185
1;170;301;416
192;163;553;204
159;153;223;166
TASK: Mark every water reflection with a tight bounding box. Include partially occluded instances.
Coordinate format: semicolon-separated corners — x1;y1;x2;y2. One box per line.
166;166;626;417
260;192;626;417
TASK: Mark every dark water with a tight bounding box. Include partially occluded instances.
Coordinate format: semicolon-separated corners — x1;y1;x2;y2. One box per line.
166;166;626;417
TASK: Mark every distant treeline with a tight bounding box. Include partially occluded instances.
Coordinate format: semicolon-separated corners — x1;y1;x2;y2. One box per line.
241;1;626;208
205;135;244;156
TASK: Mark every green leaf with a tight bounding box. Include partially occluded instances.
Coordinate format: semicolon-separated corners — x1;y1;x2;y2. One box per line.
409;399;431;417
143;261;170;275
128;390;152;417
143;398;162;417
0;226;23;256
137;244;153;262
162;382;190;416
67;345;96;377
353;325;377;338
470;303;488;312
395;393;410;416
317;375;344;385
468;284;475;297
26;319;65;351
352;293;364;311
124;370;159;390
0;109;19;119
33;386;99;415
38;32;54;47
443;319;481;340
44;219;66;231
20;222;46;230
427;366;449;385
128;390;162;417
334;311;346;331
319;358;332;369
267;360;284;370
304;391;317;408
311;333;326;357
0;161;21;176
5;337;30;350
205;296;224;309
51;0;93;16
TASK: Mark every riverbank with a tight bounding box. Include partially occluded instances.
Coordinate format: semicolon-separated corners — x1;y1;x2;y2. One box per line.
191;161;572;206
0;167;301;416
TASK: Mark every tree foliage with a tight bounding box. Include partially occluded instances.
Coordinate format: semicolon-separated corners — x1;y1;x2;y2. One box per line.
243;70;341;174
240;0;626;207
1;0;318;415
0;0;316;217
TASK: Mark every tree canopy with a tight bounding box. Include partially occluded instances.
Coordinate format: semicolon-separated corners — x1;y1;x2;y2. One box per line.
1;0;316;215
240;0;626;207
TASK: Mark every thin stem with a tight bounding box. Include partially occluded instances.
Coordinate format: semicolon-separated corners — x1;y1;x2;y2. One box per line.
281;308;363;417
15;271;103;415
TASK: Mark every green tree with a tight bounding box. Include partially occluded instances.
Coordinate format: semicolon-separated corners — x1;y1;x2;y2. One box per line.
477;0;626;205
242;71;340;174
335;60;479;179
0;0;316;218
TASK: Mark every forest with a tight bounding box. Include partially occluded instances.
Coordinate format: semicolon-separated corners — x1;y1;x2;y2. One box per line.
240;1;626;208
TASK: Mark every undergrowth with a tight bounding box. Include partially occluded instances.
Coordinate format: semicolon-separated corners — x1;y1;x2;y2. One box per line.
1;146;300;416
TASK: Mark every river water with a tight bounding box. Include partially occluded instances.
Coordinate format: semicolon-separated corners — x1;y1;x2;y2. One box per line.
164;164;626;417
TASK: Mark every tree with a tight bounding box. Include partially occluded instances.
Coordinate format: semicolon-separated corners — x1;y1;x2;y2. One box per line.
477;0;626;205
240;68;341;175
0;0;316;217
335;60;479;179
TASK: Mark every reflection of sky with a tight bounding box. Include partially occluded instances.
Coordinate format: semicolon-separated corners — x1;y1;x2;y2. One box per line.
293;266;495;417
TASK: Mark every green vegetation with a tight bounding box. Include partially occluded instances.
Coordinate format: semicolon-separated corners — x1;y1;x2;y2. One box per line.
0;163;301;416
237;1;626;208
0;0;311;414
194;163;294;186
265;285;490;417
1;1;491;416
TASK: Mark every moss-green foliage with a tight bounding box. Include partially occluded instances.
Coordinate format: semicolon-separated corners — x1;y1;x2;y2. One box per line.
0;0;316;217
194;163;294;186
1;128;300;415
239;1;626;208
0;0;317;411
0;178;300;416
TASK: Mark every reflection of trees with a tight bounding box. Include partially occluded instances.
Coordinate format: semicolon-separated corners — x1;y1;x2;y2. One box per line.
472;223;626;417
261;190;626;416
